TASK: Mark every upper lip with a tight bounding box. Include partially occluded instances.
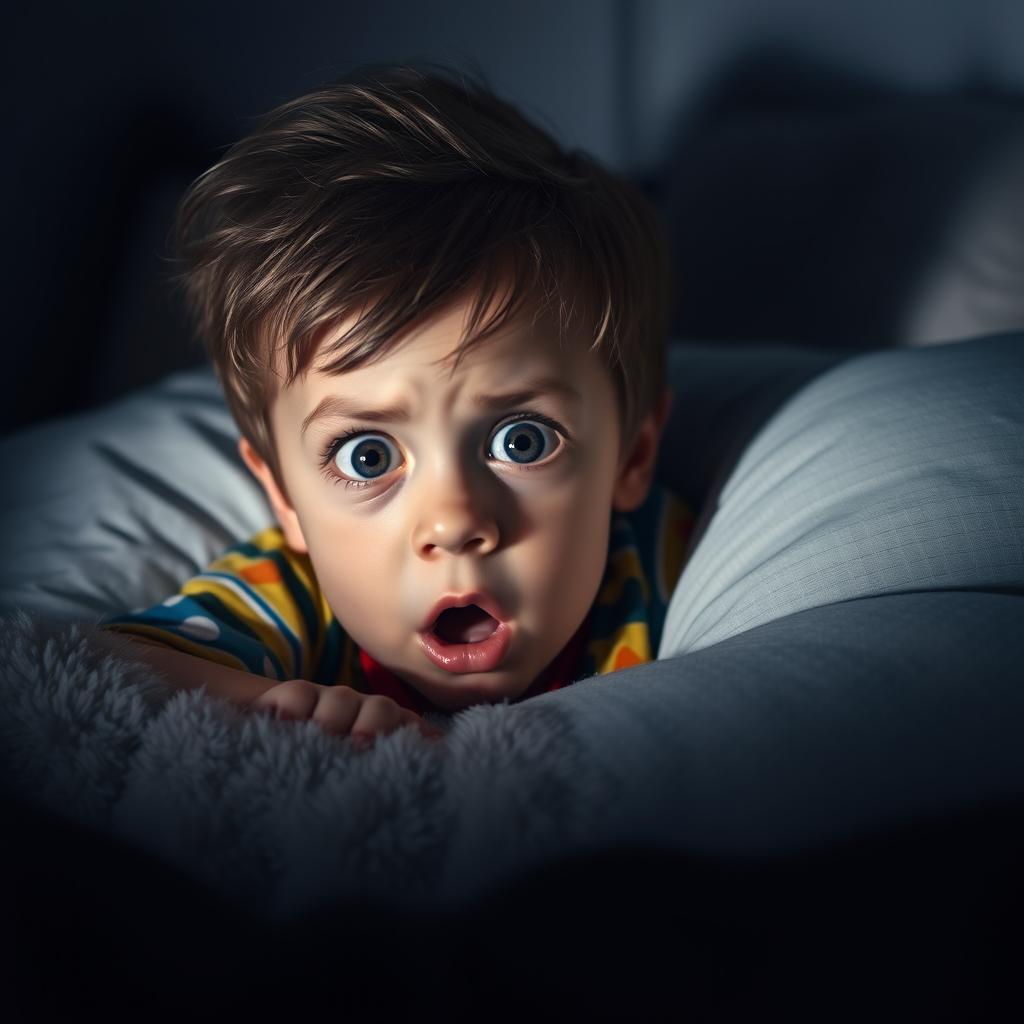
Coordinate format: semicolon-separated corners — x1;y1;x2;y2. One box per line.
419;591;508;633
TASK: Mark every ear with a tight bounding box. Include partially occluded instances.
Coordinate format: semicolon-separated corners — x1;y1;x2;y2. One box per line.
611;388;673;514
237;437;309;554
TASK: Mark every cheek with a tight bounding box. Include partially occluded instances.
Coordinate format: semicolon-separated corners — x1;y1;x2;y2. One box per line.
298;505;400;626
527;479;613;608
310;547;398;652
555;450;617;586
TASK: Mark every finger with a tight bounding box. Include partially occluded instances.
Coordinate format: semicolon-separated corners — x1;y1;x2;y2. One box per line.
309;684;363;737
349;695;402;744
249;679;318;721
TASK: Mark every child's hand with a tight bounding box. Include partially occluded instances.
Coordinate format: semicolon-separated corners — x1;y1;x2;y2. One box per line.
247;679;443;746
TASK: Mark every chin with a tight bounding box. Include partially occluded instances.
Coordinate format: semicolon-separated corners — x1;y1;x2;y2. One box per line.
406;668;530;712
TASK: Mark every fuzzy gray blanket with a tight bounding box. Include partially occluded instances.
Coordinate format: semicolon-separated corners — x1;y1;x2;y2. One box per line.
0;610;617;922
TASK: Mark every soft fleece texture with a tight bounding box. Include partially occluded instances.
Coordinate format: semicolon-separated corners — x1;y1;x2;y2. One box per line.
3;588;1023;924
0;609;613;919
0;334;1022;923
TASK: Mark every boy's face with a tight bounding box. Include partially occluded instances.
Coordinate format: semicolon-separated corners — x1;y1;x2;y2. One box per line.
240;288;670;712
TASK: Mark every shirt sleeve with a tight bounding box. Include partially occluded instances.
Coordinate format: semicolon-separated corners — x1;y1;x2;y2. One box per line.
97;526;332;682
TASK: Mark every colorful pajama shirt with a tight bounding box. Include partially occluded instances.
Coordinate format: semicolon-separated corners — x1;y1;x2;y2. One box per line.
98;483;694;713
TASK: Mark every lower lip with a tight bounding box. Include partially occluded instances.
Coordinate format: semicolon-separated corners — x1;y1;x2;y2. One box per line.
416;621;512;674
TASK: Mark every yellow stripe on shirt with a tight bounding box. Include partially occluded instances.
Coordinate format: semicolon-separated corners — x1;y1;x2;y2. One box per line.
181;573;299;678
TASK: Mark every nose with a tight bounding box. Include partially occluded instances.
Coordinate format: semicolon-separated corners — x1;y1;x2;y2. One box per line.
413;489;500;559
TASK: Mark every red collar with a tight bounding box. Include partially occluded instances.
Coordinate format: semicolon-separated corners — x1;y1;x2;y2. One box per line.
357;613;591;715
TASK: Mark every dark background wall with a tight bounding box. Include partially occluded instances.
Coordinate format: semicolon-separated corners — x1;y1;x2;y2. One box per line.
4;0;1024;439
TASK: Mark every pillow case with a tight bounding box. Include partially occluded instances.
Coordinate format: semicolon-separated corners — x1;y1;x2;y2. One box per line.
659;331;1024;658
0;370;272;623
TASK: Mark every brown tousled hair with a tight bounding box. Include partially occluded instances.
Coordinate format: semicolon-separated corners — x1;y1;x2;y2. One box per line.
170;62;671;494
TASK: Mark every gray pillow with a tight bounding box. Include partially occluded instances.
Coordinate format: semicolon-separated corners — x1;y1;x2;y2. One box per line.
659;331;1024;657
533;588;1024;860
0;370;272;622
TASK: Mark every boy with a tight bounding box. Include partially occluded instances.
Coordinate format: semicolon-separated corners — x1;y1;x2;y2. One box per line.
97;63;693;746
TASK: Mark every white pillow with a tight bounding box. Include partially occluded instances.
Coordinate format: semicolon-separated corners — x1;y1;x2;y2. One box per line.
0;369;272;622
659;332;1024;657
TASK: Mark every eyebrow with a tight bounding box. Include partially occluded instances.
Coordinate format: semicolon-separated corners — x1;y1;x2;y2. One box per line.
300;376;583;437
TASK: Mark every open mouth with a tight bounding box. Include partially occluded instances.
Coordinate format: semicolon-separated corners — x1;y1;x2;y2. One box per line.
430;604;500;644
417;597;512;674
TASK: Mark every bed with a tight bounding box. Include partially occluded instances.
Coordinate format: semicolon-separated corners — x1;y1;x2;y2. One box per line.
1;333;1022;1021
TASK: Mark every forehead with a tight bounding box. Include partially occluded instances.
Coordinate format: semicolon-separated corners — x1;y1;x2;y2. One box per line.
277;288;601;409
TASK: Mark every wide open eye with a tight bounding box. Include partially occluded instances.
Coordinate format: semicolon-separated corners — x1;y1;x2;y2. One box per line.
488;418;560;466
333;433;403;481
